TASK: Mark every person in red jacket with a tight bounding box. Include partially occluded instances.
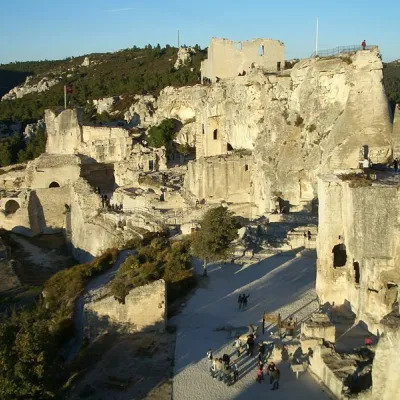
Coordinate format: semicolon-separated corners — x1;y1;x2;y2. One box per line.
361;40;366;50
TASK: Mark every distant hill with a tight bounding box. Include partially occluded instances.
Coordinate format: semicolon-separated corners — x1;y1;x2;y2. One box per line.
0;45;206;124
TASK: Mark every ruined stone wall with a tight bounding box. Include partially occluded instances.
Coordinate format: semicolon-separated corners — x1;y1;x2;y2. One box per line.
0;193;32;236
80;126;132;163
70;178;124;262
29;186;70;234
24;154;82;189
184;155;252;202
45;109;83;154
85;279;166;335
316;175;400;333
201;38;285;82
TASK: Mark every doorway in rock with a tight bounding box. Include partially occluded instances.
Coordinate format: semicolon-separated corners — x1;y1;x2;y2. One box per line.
5;199;20;214
49;181;60;188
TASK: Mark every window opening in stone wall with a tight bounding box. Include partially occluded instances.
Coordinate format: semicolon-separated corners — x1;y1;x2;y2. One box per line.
213;129;218;140
227;143;233;151
277;61;281;71
234;42;242;51
259;45;264;56
332;243;347;267
353;260;360;284
202;124;205;134
49;181;60;188
149;160;154;171
387;282;398;290
5;200;20;214
245;164;249;171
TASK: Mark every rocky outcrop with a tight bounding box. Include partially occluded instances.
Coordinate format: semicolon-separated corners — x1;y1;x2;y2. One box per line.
23;119;45;141
316;173;400;333
82;56;90;67
93;96;119;115
124;95;156;127
1;76;61;101
363;313;400;400
141;49;392;213
174;47;196;70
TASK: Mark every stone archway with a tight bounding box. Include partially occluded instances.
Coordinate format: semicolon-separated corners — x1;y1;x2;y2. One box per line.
49;181;60;188
5;199;20;214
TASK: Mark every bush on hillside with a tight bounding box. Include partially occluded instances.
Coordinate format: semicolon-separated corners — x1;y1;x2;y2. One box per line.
110;237;194;303
43;248;119;318
147;119;177;148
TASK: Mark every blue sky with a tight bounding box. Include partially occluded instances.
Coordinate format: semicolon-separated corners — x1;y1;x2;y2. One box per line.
1;0;399;64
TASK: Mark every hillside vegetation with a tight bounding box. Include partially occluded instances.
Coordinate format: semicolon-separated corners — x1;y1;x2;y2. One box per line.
383;61;400;110
0;45;206;125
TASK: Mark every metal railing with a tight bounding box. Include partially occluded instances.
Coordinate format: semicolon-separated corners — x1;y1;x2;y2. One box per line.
310;45;377;58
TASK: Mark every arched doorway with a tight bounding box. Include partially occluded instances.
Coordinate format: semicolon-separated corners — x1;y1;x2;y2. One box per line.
49;181;60;188
5;200;20;214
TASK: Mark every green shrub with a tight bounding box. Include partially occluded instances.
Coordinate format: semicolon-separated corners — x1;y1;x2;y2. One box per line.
147;119;177;148
110;237;193;304
307;124;317;133
295;115;304;127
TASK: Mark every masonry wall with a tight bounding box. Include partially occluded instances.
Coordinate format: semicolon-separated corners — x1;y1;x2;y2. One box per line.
29;186;70;234
46;109;83;154
84;279;166;335
316;175;400;333
185;155;252;202
201;38;285;82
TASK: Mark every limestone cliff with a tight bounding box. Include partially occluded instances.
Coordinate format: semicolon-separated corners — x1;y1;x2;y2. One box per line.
153;49;393;213
316;174;400;333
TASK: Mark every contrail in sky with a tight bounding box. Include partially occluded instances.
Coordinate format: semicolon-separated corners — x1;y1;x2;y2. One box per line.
103;7;136;12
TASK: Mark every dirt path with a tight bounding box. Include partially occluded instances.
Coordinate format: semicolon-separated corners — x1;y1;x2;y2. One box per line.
65;250;134;362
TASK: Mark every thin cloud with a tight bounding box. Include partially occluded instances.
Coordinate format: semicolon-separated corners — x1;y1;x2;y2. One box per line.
103;7;136;12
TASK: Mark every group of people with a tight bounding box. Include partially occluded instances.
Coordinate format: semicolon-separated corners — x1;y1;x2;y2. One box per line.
207;350;238;386
206;333;281;390
100;193;123;212
237;293;250;310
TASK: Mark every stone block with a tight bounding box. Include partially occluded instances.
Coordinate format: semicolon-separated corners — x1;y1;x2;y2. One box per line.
301;313;336;343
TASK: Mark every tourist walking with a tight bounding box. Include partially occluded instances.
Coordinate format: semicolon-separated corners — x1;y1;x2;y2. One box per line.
267;361;276;384
238;294;243;310
242;293;250;310
233;336;242;357
214;358;223;381
271;367;280;390
206;349;213;374
246;334;255;356
361;40;366;50
222;353;230;369
231;363;239;383
258;343;265;363
394;158;399;173
256;365;263;384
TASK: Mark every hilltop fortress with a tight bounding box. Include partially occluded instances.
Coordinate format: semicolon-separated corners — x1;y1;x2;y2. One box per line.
0;38;400;398
0;40;394;255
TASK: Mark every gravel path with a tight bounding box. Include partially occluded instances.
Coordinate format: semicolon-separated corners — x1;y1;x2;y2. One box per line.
172;251;330;400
